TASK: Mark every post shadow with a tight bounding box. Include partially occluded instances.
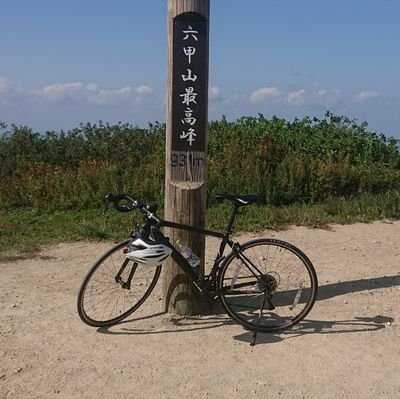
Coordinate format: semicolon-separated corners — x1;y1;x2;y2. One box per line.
316;274;400;301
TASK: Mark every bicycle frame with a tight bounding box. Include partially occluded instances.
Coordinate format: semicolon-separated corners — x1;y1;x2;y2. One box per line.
151;219;235;295
148;203;244;296
107;193;264;298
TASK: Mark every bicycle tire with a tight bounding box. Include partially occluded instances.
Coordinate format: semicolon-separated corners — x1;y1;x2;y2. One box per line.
77;239;161;327
218;238;317;333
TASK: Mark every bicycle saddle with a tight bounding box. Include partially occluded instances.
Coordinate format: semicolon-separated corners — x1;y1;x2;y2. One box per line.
216;194;258;207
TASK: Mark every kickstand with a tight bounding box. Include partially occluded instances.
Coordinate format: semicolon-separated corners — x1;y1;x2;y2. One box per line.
250;291;268;346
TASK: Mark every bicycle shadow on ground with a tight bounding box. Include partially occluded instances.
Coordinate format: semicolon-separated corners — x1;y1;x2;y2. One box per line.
97;307;233;336
97;274;399;340
233;315;394;346
236;273;399;345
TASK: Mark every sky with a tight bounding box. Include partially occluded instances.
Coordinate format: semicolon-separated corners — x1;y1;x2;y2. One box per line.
1;0;399;137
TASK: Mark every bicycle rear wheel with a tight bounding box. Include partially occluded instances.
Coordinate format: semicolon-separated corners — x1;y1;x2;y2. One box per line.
77;239;161;327
218;238;317;333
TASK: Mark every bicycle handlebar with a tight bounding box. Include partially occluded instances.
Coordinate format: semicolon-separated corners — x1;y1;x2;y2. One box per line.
104;193;137;212
104;193;160;223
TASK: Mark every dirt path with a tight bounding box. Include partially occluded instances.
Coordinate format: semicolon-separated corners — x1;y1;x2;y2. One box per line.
1;221;399;398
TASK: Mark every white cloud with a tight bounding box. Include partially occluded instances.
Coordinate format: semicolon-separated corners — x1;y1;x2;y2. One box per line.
136;85;153;95
316;88;341;97
30;82;85;102
0;76;12;93
209;86;220;100
249;87;283;103
312;88;343;107
286;89;306;106
88;86;134;105
9;80;156;106
248;87;344;108
353;90;380;102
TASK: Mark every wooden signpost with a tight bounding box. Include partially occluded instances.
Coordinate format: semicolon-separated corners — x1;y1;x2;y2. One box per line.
163;0;209;315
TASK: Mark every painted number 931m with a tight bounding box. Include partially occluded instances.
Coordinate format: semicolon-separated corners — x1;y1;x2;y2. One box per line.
170;153;204;168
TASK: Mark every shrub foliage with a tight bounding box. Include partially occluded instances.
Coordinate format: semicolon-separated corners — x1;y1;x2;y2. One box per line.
1;112;399;210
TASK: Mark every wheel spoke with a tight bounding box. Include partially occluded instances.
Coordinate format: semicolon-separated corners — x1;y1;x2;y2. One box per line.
219;238;317;333
77;240;161;327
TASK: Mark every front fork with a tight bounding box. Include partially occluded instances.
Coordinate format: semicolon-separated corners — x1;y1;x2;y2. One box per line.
115;258;138;289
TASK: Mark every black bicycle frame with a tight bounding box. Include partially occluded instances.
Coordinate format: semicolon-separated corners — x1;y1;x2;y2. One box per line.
152;219;232;294
149;203;249;295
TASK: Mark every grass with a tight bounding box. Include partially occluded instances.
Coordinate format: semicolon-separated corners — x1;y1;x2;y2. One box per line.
206;191;400;231
2;191;400;255
0;208;134;253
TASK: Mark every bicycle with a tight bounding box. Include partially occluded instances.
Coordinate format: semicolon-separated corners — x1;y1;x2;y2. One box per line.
77;193;318;345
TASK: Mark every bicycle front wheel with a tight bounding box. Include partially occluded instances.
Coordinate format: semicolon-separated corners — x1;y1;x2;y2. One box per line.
77;239;161;327
218;238;317;333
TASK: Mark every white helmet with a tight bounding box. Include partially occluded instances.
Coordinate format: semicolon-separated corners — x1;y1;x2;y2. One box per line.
125;237;172;267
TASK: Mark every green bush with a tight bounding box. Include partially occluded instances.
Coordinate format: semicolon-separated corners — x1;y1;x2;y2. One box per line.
1;112;399;210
